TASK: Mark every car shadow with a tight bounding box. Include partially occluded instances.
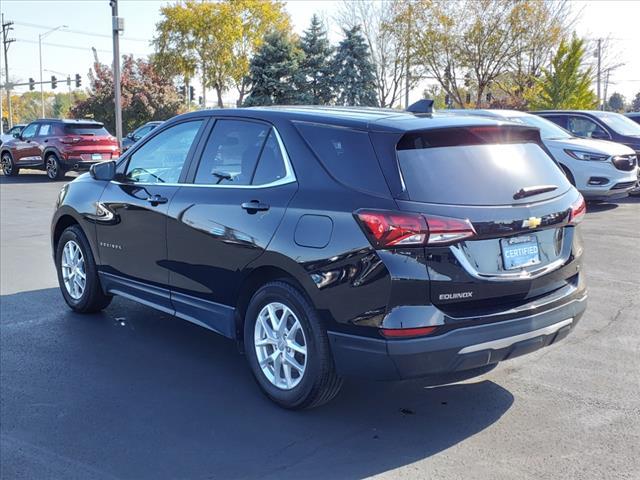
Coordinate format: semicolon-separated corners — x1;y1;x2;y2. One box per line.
0;171;77;184
1;288;514;480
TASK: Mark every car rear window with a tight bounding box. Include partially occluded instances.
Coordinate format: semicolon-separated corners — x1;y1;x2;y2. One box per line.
64;124;109;136
295;122;390;195
396;127;571;206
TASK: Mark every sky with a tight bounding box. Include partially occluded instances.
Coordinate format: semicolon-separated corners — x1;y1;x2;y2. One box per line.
1;0;639;108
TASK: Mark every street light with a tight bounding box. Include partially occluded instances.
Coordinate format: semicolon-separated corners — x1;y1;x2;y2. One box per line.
39;24;67;118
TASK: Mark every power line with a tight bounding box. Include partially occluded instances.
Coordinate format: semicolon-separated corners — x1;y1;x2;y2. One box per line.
13;20;149;43
15;37;147;56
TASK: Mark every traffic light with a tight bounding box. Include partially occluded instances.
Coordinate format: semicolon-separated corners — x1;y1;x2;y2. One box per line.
189;86;195;102
51;75;57;89
444;94;450;107
75;74;81;88
486;92;492;103
29;78;35;91
198;96;203;106
465;92;471;104
179;85;186;98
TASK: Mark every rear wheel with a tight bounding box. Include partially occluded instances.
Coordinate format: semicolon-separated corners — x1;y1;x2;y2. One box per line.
55;225;112;313
45;153;65;180
244;281;343;409
1;152;19;176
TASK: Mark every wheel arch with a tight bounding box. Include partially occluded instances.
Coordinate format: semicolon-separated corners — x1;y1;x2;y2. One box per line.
52;214;81;253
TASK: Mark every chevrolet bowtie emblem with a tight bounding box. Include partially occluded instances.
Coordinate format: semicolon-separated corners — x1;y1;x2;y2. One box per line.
523;217;542;229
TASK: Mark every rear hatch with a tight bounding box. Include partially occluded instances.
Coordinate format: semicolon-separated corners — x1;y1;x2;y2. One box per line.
61;123;119;160
374;125;584;317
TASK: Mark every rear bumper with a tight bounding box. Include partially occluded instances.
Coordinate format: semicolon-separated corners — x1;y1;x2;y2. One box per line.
328;292;586;381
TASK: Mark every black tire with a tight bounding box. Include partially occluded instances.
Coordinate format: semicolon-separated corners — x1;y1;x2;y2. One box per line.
244;281;343;409
1;151;19;176
55;225;112;313
45;153;65;180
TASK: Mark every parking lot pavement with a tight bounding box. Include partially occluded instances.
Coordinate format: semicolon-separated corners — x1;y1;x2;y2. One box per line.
1;170;639;480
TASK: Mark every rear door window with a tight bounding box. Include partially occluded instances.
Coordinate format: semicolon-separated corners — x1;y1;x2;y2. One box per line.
396;128;571;206
37;123;52;136
295;122;389;194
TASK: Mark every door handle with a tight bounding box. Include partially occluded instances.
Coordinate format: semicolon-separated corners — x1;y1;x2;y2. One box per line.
146;194;168;206
241;200;270;212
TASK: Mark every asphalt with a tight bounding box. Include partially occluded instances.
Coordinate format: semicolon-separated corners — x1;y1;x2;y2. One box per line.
1;170;639;480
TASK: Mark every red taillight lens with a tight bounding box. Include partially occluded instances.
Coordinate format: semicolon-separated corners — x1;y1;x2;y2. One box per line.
423;215;476;245
569;195;586;225
355;210;476;249
355;210;428;248
60;136;80;144
379;326;437;338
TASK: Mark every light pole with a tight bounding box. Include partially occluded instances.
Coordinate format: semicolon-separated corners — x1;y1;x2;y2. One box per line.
39;24;66;118
110;0;124;147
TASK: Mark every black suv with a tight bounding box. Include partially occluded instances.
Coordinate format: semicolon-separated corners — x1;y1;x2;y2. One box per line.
51;107;587;409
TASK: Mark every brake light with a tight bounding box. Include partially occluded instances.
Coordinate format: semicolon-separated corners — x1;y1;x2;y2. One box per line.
569;195;586;225
354;210;476;248
423;215;476;245
379;326;437;338
60;136;81;144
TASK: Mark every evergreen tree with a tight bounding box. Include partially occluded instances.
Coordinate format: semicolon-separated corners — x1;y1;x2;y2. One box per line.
606;92;625;112
331;26;378;107
632;92;640;112
299;14;334;105
530;36;597;110
244;31;303;106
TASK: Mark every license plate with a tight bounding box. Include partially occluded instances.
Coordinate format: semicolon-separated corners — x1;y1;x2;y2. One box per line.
501;235;541;270
91;153;102;161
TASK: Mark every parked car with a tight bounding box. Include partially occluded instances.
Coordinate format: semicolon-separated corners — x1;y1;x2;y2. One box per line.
122;121;163;151
448;109;638;200
1;119;120;180
625;112;640;125
51;106;587;409
533;110;640;156
0;124;26;146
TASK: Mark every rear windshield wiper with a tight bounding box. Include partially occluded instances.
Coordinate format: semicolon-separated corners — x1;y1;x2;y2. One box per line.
513;185;558;200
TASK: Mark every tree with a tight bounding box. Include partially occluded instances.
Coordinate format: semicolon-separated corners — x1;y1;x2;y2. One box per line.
529;36;597;110
335;0;422;108
606;92;625;112
298;14;334;105
331;26;378;107
631;92;640;112
243;31;304;106
72;55;184;134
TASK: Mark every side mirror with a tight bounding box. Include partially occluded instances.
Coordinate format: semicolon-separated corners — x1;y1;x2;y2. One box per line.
13;132;21;139
90;160;116;181
591;130;609;140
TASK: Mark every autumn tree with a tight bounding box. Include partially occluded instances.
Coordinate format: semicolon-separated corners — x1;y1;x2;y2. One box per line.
331;26;378;107
298;14;334;105
243;31;304;106
72;55;184;134
529;36;597;110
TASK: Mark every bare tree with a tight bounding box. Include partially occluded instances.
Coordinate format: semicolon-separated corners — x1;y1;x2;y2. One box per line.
334;0;422;108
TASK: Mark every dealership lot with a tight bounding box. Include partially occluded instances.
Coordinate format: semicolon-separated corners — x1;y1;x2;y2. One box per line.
1;172;639;479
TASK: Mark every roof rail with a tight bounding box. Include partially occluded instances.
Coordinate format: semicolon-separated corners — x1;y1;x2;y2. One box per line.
407;99;434;114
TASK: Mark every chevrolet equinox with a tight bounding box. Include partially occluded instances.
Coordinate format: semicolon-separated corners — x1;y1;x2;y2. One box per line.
51;106;587;409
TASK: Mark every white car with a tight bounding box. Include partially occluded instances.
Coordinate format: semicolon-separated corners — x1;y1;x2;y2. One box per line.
451;110;638;201
0;124;26;146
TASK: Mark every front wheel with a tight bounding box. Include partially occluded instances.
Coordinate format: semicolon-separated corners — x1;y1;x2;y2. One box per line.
45;154;65;180
55;225;112;313
1;152;19;176
244;281;343;409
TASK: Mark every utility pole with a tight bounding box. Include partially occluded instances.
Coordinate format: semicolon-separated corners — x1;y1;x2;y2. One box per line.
404;2;412;109
2;14;15;129
110;0;124;147
596;38;602;111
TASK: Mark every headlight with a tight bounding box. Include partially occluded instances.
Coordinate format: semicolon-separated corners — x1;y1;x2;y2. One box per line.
564;149;609;161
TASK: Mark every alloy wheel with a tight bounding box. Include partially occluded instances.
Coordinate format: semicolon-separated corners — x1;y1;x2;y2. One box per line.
1;155;12;175
46;157;58;179
61;240;86;300
254;302;307;390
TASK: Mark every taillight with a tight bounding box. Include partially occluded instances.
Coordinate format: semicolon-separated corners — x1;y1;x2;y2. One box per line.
354;210;476;249
60;136;80;144
379;326;437;338
569;195;586;225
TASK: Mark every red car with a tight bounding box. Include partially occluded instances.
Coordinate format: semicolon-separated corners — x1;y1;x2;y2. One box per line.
0;119;120;180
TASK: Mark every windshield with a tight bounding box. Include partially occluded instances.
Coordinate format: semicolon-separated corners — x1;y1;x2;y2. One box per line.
507;115;572;140
592;112;640;136
64;124;110;136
